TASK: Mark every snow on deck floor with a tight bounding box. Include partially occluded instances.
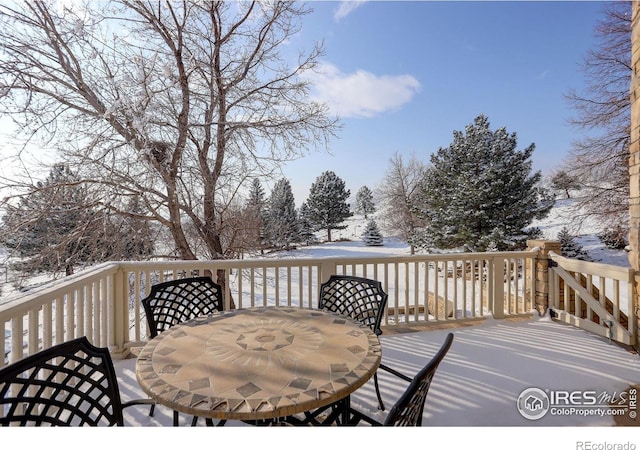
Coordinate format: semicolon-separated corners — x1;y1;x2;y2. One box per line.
115;314;639;428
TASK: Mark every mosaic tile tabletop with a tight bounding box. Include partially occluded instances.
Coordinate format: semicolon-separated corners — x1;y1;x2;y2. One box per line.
136;306;382;421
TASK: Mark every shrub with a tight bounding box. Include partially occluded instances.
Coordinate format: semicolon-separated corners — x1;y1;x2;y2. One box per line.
362;220;384;246
598;225;628;250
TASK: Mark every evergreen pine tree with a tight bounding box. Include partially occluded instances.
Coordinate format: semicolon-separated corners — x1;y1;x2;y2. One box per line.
305;171;352;242
245;178;267;252
558;227;591;261
598;225;628;250
0;164;89;275
362;219;384;246
355;186;376;218
414;114;554;251
264;178;299;249
247;178;267;211
298;202;318;245
0;164;155;278
550;170;581;199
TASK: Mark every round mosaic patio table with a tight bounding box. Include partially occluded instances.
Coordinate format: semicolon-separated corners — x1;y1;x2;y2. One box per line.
135;306;382;421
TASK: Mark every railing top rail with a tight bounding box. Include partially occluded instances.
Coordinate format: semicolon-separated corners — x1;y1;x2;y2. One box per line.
116;250;539;270
0;262;121;318
548;250;635;282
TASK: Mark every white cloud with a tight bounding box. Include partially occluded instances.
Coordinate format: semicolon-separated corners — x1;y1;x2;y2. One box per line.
334;0;368;22
536;70;550;80
307;63;421;119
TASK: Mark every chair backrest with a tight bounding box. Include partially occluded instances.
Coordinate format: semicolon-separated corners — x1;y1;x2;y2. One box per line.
318;275;388;335
384;332;454;426
0;336;125;426
142;276;224;338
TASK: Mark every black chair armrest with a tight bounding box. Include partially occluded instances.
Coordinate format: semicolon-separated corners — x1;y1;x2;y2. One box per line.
379;362;412;383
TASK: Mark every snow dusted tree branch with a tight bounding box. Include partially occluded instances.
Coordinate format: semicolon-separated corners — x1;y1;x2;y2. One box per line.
563;1;631;229
0;0;339;261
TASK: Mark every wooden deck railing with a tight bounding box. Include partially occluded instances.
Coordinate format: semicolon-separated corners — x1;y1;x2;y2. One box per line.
2;250;539;366
548;251;637;346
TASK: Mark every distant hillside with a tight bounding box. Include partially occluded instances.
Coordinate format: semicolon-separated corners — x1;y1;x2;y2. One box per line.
529;195;630;267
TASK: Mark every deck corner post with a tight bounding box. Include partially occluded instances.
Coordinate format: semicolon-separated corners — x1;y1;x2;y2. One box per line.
527;240;562;317
319;261;338;285
111;265;129;359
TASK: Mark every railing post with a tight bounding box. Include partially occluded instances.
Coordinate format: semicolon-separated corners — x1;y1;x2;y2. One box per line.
527;240;562;316
111;266;128;359
491;256;505;319
319;260;338;286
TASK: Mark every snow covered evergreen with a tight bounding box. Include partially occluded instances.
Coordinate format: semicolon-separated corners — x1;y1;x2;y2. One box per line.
558;226;591;261
361;219;383;246
305;171;352;242
245;178;268;251
263;178;299;249
0;164;154;277
354;186;376;218
413;114;554;252
297;202;318;245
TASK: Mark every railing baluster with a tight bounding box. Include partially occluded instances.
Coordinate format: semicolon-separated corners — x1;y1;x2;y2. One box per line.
0;320;5;366
10;316;23;364
28;309;38;357
275;267;280;306
43;303;52;351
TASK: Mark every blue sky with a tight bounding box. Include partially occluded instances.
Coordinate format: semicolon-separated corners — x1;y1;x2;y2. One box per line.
0;1;616;208
282;0;613;205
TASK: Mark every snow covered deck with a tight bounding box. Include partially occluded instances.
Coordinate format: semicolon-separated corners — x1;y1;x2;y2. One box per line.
116;315;639;427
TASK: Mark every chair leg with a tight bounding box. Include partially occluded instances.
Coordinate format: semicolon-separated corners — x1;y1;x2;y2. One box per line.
191;416;199;426
173;410;179;426
374;372;385;411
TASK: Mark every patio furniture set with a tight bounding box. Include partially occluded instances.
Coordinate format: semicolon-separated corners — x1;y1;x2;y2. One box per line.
0;275;453;427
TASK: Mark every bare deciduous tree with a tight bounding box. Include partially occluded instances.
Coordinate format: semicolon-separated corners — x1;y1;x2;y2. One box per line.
376;152;427;255
550;170;581;199
563;1;631;229
0;1;338;265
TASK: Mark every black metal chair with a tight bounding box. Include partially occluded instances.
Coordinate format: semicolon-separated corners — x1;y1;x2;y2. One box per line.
318;274;388;411
347;332;454;426
142;276;224;339
0;336;155;426
141;276;225;426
